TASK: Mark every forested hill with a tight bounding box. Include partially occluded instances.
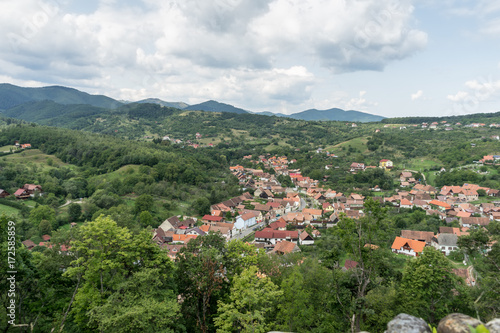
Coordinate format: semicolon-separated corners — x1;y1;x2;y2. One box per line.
0;83;123;110
287;107;385;122
381;111;500;125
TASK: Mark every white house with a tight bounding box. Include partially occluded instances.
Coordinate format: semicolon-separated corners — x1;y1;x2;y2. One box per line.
234;212;257;231
299;231;315;245
431;234;458;256
391;237;426;257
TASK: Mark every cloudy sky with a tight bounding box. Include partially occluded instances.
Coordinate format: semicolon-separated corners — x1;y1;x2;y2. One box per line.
1;0;499;117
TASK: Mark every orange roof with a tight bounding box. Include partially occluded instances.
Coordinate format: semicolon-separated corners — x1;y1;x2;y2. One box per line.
400;198;413;206
429;200;451;209
456;211;471;218
199;225;210;233
391;236;426;253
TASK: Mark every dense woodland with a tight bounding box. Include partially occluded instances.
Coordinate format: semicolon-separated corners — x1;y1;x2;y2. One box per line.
1;105;500;332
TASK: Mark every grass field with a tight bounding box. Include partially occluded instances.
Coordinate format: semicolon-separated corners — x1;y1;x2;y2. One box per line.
4;149;69;169
405;158;442;171
0;145;16;153
0;204;19;216
327;137;369;154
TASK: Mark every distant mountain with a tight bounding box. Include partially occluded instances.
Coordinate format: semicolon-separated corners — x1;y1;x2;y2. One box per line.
1;100;106;127
254;108;385;122
183;100;248;114
0;83;122;110
253;111;288;117
288;108;385;122
135;98;189;109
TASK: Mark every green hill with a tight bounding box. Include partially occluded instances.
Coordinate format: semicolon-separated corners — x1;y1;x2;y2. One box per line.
0;83;123;110
183;100;249;114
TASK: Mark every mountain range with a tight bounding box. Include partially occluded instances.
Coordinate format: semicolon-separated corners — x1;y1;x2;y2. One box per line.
0;83;385;122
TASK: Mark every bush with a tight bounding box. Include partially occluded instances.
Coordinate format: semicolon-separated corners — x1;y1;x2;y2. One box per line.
448;250;464;262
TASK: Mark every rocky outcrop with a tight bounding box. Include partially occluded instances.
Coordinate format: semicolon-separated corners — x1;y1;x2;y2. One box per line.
385;313;431;333
437;313;483;333
384;313;500;333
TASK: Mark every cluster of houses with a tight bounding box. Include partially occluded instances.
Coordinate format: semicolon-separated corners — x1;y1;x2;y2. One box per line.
14;141;32;149
399;171;420;188
21;234;71;253
161;134;214;149
349;159;394;173
0;184;43;199
480;155;500;164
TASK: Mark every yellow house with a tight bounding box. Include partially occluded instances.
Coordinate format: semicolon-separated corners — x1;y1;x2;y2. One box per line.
379;159;393;170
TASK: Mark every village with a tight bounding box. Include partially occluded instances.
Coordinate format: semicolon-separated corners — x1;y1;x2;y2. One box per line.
146;153;499;286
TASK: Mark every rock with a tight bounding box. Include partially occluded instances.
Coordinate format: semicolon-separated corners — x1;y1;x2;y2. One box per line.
385;313;431;333
486;318;500;333
437;313;483;333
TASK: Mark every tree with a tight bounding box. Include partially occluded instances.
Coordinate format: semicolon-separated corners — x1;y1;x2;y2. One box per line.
88;268;182;333
138;210;154;228
457;227;490;255
398;247;470;325
191;196;210;216
215;266;282;333
64;215;175;330
29;205;56;228
68;203;82;222
176;232;228;333
278;259;339;332
38;219;52;236
473;242;500;321
225;240;265;278
134;194;153;215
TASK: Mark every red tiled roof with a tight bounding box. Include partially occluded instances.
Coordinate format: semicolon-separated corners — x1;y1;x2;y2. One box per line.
202;215;223;222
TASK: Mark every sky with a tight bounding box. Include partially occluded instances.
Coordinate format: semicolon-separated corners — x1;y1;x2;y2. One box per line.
1;0;499;118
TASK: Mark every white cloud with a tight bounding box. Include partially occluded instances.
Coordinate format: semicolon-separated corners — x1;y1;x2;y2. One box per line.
447;91;469;102
447;78;500;110
0;0;426;112
411;90;423;100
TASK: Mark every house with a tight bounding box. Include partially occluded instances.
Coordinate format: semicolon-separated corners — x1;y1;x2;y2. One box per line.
400;230;435;244
271;240;301;254
23;184;42;195
461;217;490;228
400;171;413;179
254;229;299;245
22;239;36;250
322;202;334;213
14;188;30;199
20;143;31;149
299;231;314;245
379;159;393;169
302;208;323;220
400;198;413;209
209;225;232;240
391;237;426;256
234;212;257;231
343;260;358;270
350;163;365;172
165;244;185;260
202;215;224;225
268;219;287;231
429;200;452;212
431;234;458;256
0;189;10;198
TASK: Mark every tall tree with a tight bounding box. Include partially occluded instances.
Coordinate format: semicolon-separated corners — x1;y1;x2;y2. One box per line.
215;266;282;333
176;232;228;333
398;246;470;325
